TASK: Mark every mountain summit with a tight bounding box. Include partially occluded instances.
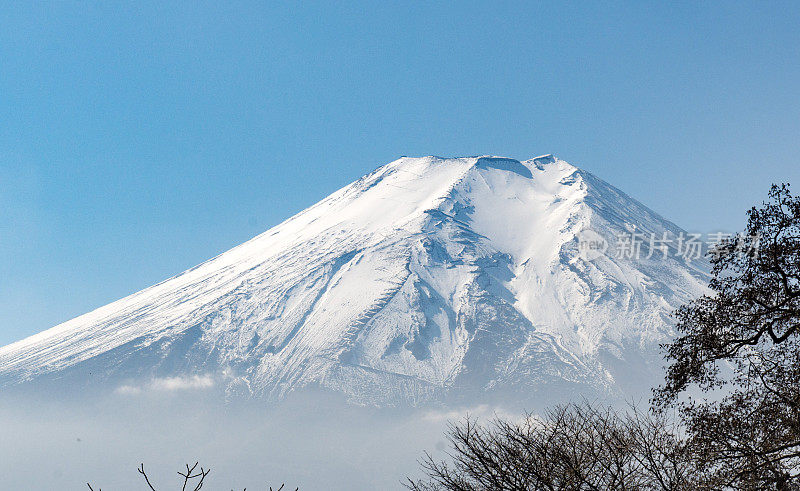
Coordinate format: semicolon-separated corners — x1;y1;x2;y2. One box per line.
0;156;709;406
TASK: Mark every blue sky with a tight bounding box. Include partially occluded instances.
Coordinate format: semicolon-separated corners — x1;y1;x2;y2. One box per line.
1;1;799;345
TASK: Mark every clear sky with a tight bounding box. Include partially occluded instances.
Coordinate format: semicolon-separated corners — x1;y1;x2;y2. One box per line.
1;1;799;346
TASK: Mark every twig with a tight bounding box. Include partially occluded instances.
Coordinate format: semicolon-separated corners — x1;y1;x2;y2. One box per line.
138;463;157;491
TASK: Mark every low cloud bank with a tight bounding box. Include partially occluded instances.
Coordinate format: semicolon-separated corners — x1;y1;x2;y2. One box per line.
0;389;518;490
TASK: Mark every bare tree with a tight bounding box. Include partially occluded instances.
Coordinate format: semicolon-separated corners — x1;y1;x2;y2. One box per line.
87;462;296;490
655;183;800;488
407;401;697;490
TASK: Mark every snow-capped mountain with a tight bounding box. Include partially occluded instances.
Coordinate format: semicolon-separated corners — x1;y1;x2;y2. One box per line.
0;155;709;406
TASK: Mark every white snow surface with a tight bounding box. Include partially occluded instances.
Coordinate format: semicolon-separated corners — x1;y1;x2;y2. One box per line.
0;156;709;406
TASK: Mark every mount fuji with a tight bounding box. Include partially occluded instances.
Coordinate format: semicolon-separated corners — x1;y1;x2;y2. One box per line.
0;155;709;407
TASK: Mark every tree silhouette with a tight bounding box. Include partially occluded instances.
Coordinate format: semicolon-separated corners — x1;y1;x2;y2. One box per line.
406;401;697;490
655;183;800;487
87;462;296;491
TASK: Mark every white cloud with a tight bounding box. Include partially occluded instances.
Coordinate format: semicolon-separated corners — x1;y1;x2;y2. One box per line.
115;375;215;395
419;404;522;423
150;375;215;391
114;385;142;395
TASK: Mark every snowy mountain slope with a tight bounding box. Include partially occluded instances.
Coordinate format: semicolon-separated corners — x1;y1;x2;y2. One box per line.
0;155;709;406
